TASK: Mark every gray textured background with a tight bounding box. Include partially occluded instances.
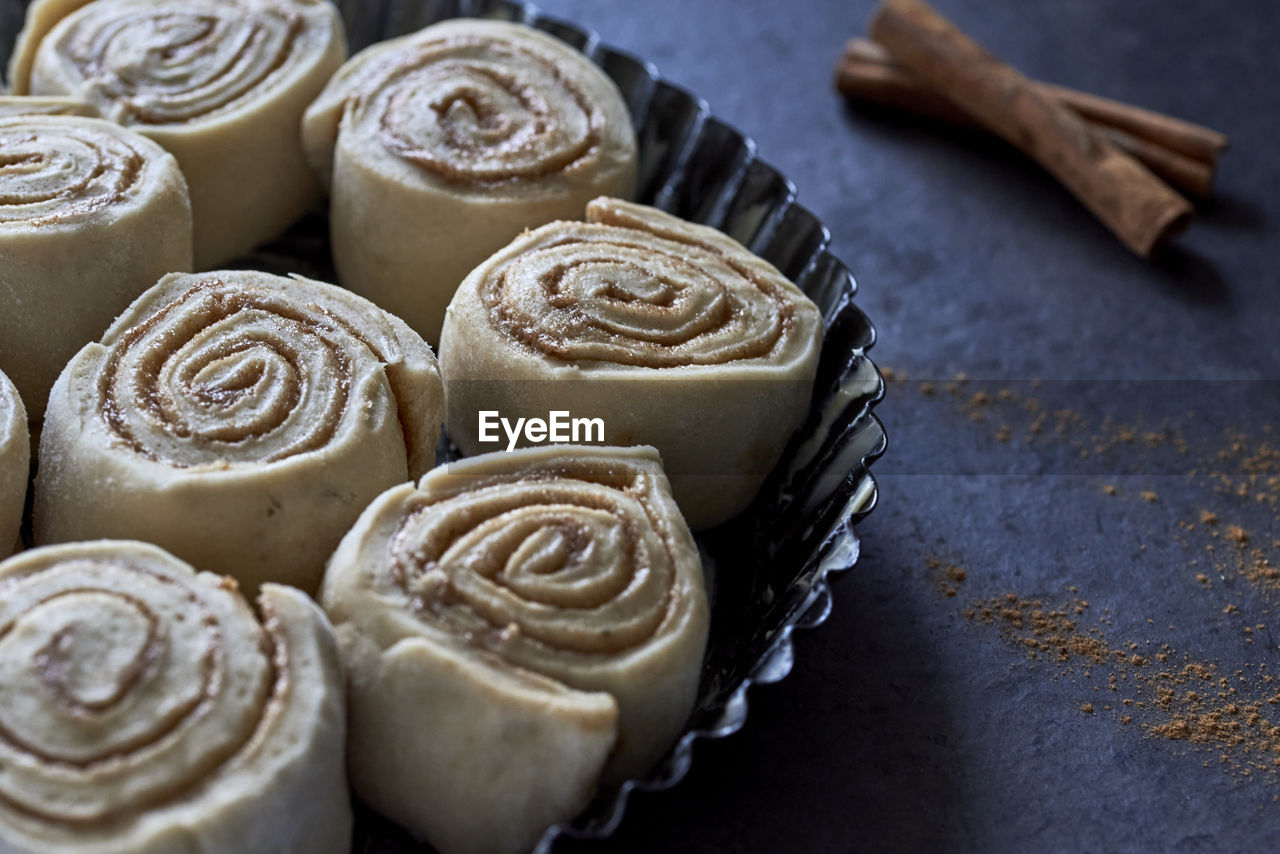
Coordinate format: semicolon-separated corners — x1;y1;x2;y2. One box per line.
535;0;1280;851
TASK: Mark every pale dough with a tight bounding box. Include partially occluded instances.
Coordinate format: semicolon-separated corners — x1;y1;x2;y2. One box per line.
0;114;192;426
0;540;351;853
302;18;637;344
440;198;824;529
34;269;444;596
322;444;709;854
12;0;347;267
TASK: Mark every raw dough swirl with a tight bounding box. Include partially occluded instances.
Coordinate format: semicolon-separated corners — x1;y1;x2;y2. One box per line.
322;444;708;854
10;0;347;267
0;114;192;426
0;540;350;854
440;198;824;529
34;269;443;595
302;18;637;344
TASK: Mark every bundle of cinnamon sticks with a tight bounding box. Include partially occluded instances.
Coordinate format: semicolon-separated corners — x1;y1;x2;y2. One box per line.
837;0;1228;258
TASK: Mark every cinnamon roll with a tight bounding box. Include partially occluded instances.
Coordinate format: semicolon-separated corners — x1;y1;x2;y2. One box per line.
302;18;637;344
0;540;351;854
439;197;824;529
322;444;708;854
34;269;444;595
0;114;192;425
0;372;28;558
10;0;348;267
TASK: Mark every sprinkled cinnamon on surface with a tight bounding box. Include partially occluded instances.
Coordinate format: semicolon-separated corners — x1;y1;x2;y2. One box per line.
927;555;968;598
960;582;1280;782
893;365;1280;782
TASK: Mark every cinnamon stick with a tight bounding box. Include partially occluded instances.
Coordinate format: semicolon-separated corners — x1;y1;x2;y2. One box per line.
1035;79;1227;164
839;39;1225;164
869;0;1193;257
835;38;1217;198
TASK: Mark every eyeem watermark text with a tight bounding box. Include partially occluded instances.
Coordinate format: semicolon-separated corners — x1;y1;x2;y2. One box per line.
478;410;605;451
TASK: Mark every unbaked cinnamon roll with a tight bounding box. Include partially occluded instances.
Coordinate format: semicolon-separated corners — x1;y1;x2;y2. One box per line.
322;444;708;854
0;372;28;558
302;18;637;344
439;197;824;529
0;114;192;425
34;269;444;595
10;0;347;267
0;540;351;854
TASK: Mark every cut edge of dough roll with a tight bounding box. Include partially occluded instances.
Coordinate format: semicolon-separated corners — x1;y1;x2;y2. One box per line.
13;0;349;267
33;269;444;597
439;197;824;529
301;18;638;345
0;113;193;428
321;444;709;854
0;539;352;854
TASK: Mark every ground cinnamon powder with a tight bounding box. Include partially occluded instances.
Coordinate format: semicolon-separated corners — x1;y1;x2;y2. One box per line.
887;368;1280;598
927;555;967;598
891;371;1280;783
962;584;1280;779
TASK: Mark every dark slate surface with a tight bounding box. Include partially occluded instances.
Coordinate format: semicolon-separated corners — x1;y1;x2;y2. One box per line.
533;0;1280;851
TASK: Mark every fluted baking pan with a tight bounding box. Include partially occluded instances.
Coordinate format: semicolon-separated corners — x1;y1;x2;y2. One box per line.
0;1;887;851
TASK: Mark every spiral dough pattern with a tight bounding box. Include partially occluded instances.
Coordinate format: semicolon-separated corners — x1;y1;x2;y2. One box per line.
0;117;145;224
101;281;365;468
479;223;798;369
0;115;192;426
0;541;350;854
353;37;603;185
389;451;691;661
440;197;824;530
322;444;708;854
12;0;348;267
0;550;272;823
38;1;312;125
302;18;637;344
34;270;443;597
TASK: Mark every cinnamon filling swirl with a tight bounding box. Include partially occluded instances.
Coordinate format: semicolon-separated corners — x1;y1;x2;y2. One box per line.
483;235;798;367
439;199;824;530
388;472;680;659
0;552;274;825
52;2;308;125
0;119;145;225
97;280;362;467
357;37;602;186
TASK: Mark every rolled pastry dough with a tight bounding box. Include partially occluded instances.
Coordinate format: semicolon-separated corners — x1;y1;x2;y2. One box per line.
302;18;638;344
11;0;347;267
322;444;708;854
0;114;192;426
0;372;29;558
440;198;824;529
0;540;351;854
34;269;444;595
